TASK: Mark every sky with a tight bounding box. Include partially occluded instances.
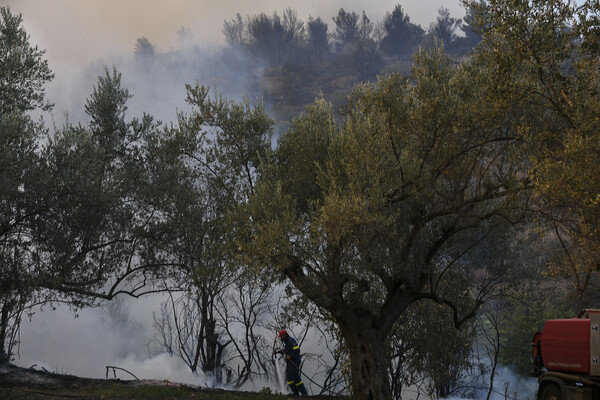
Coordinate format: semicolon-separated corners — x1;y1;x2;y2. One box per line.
1;0;467;71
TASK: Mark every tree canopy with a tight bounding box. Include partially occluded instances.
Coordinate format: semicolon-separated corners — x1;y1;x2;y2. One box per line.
0;6;54;359
380;5;425;58
242;42;531;397
0;7;53;113
466;0;600;304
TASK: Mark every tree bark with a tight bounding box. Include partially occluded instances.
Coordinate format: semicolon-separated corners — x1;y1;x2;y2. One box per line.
0;300;8;357
339;313;391;400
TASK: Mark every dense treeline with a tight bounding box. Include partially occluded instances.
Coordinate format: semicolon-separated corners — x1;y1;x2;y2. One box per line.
218;3;481;116
2;1;600;400
222;4;479;66
126;3;481;121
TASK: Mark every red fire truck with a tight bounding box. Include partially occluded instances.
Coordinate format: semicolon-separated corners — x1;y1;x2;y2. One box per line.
531;310;600;400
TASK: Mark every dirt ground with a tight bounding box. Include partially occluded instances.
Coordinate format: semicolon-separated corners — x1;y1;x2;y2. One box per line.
0;363;269;399
0;363;345;399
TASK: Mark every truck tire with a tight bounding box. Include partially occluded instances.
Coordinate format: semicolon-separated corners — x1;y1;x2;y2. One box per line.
540;384;561;400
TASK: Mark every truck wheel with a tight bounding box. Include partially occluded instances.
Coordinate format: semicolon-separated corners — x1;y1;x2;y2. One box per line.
540;384;561;400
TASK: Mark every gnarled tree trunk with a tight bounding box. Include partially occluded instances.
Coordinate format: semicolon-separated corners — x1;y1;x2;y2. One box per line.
338;313;391;400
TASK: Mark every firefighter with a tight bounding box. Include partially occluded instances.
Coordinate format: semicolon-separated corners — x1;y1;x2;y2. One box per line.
274;329;309;396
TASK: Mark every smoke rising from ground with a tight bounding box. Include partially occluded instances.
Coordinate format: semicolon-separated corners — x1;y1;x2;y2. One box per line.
16;295;205;385
15;293;326;395
441;366;537;400
44;44;266;127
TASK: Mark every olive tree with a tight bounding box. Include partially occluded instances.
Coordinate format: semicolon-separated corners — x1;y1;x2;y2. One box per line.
243;44;531;399
463;0;600;304
0;6;53;113
37;67;175;302
0;60;178;359
0;6;53;360
146;84;274;382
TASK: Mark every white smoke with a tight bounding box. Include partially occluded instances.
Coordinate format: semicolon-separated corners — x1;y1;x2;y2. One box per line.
440;365;538;400
14;294;207;385
44;43;265;128
274;356;289;394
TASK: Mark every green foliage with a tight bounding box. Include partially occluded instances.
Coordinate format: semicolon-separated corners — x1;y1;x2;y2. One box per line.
332;8;360;48
496;289;572;375
134;36;156;63
223;13;245;47
2;57;172;358
32;69;167;308
470;0;600;303
350;38;383;81
430;8;462;45
146;84;274;377
221;5;469;125
280;63;309;104
306;16;329;58
182;84;273;199
396;300;478;399
275;97;335;213
84;66;132;154
247;42;531;398
5;1;600;397
0;6;53;358
380;5;425;58
0;6;54;113
259;386;273;394
458;0;488;50
244;10;305;66
0;112;48;359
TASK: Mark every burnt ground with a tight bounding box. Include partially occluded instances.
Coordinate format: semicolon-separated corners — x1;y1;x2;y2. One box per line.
0;363;346;399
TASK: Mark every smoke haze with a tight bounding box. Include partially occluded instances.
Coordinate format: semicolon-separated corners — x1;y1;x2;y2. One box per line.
16;295;207;385
1;1;528;399
2;0;466;70
3;0;468;126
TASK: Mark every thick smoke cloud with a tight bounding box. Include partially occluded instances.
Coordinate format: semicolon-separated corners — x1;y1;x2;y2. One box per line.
43;45;266;127
16;295;206;385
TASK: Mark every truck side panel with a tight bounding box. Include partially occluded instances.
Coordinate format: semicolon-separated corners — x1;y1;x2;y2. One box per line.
542;319;590;375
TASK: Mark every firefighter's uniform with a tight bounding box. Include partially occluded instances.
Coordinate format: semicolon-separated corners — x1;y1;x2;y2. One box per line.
279;330;308;396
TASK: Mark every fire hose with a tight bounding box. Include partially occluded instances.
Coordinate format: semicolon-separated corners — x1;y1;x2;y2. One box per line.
273;349;344;396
